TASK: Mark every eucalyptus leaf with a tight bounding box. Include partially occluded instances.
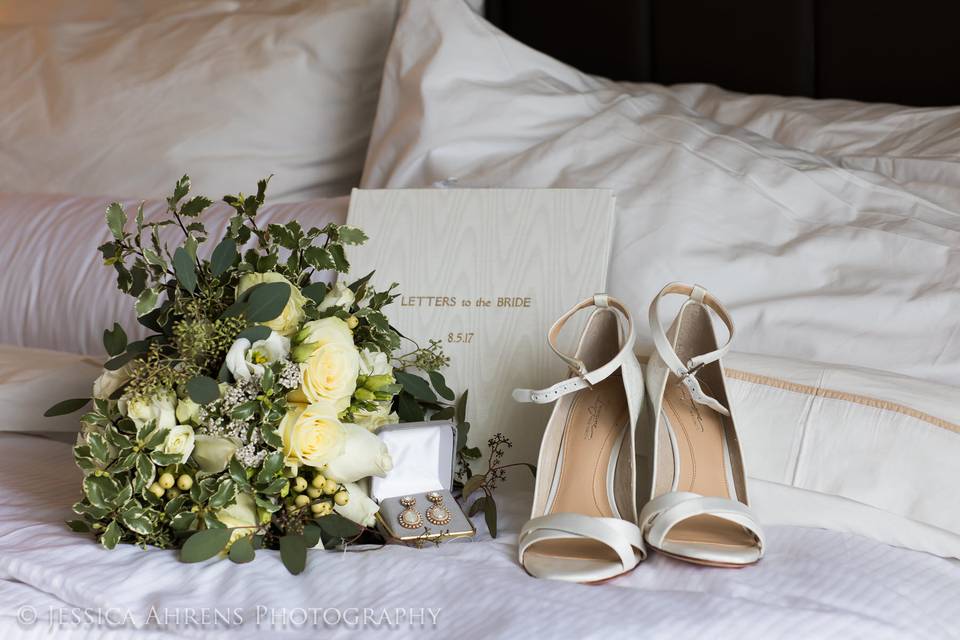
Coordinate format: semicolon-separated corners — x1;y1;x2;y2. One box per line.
186;376;221;405
427;371;455;401
173;247;197;293
228;536;255;564
468;496;487;518
237;325;271;343
211;237;238;277
396;392;424;422
316;513;360;540
484;497;498;538
180;527;232;563
103;350;137;371
303;524;322;548
301;282;328;305
279;535;307;575
44;398;90;417
66;519;91;533
461;474;485;500
394;371;437;403
244;282;291;323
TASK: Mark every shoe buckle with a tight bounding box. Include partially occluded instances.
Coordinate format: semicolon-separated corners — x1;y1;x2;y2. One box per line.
677;361;705;387
569;360;594;390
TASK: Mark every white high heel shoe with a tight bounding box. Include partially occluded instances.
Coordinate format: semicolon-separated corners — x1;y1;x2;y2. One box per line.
514;295;646;583
639;283;765;567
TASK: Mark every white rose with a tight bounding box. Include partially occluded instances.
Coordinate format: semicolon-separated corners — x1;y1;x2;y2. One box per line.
323;422;393;483
236;271;307;337
358;348;391;377
317;281;356;312
277;401;347;469
192;434;241;473
175;397;202;425
299;342;360;412
352;403;399;433
123;391;177;432
225;331;290;381
92;362;135;400
334;481;379;528
292;317;354;362
161;424;195;464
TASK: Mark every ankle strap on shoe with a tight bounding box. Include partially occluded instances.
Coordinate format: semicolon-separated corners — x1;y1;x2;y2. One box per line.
513;294;635;405
649;283;734;416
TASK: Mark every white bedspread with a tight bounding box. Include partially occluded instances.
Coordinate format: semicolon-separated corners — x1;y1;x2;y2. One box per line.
0;433;957;639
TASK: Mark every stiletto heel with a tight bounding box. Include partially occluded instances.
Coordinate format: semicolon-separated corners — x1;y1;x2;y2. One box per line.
515;295;646;583
639;283;765;567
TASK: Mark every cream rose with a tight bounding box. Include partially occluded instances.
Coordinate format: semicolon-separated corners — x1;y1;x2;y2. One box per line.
334;481;379;528
122;391;177;432
175;397;202;425
317;281;356;312
293;317;354;356
225;331;290;381
192;435;241;473
277;401;347;469
358;348;391;377
161;424;195;463
352;403;400;433
92;361;134;400
323;422;393;483
299;342;360;412
236;271;306;336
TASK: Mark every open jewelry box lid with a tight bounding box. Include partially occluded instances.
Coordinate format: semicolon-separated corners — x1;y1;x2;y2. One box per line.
370;420;456;502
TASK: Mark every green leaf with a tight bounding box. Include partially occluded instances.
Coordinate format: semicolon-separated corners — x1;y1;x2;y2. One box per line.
207;479;236;510
179;195;212;217
101;520;122;549
279;535;307;575
455;390;469;425
316;513;361;540
396;392;424;422
228;536;255;564
228;457;249;487
244;282;291;323
301;282;328;305
230;401;258;422
186;376;221;405
210;237;238;277
169;175;191;208
150;451;183;466
462;474;485;500
468;496;487;517
170;512;197;532
44;398;90;417
103;323;128;357
484;497;498;538
120;505;155;535
328;244;348;272
394;371;437;403
135;453;155;492
303;246;334;271
135;288;160;316
105;203;126;240
66;519;91;532
461;446;482;460
258;451;284;482
303;524;322;548
428;371;455;401
84;475;120;510
180;528;232;563
237;325;271;343
103;350;137;371
523;463;537;478
173;247;197;293
336;226;368;245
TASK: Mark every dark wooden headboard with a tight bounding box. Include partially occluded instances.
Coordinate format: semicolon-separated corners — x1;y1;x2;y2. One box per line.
485;0;960;107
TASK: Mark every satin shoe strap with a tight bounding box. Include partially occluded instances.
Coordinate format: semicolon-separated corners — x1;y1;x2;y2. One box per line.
513;294;636;405
649;282;734;416
519;513;646;570
639;491;765;551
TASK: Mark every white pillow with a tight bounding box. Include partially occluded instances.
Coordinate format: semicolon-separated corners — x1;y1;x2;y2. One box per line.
654;83;960;211
726;351;960;559
0;0;400;202
0;192;348;355
0;345;102;433
362;0;960;387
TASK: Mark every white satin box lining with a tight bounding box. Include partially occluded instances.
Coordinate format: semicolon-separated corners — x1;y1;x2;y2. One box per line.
371;420;456;502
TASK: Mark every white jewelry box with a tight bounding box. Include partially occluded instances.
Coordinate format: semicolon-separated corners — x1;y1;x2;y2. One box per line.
372;420;475;542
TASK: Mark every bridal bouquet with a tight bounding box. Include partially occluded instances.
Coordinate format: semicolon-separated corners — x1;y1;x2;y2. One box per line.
47;176;457;574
